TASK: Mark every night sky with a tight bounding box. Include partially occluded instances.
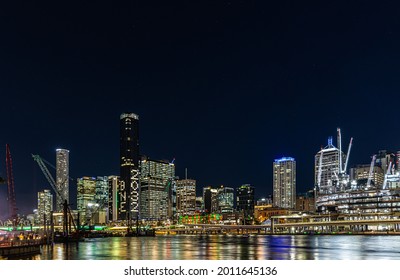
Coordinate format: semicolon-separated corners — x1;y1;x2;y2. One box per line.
1;1;400;216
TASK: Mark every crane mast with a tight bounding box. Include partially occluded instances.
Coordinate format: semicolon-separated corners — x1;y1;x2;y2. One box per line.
337;128;342;173
343;137;353;174
366;155;376;189
383;161;393;190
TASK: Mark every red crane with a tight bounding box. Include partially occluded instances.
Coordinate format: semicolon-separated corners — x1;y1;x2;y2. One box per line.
6;144;17;221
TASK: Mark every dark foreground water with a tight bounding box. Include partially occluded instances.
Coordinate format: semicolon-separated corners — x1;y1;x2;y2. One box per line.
14;235;400;260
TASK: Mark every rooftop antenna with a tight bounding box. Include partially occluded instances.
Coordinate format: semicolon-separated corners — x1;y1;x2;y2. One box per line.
185;168;188;180
328;137;333;146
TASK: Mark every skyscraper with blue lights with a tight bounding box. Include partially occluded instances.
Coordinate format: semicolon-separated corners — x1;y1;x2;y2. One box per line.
273;157;296;209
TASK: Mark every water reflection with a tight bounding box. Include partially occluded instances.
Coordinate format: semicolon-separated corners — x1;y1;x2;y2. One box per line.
12;235;400;260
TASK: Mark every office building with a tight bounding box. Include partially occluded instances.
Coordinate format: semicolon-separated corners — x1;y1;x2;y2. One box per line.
195;196;203;212
176;179;196;216
203;186;218;213
94;176;108;224
350;164;385;188
273;157;296;209
236;184;255;222
217;185;234;213
120;113;140;221
296;190;315;212
315;137;346;194
376;150;397;174
257;196;273;206
37;189;53;225
108;176;120;222
56;148;69;211
140;157;175;221
77;177;96;225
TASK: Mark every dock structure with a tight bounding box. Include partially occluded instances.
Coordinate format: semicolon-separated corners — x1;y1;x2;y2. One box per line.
0;239;43;258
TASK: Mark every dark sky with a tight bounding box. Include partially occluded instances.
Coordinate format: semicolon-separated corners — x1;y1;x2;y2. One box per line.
1;1;400;216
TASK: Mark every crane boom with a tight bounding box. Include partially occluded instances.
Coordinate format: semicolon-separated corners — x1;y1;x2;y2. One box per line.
366;155;376;189
343;137;353;174
32;154;62;200
32;154;77;231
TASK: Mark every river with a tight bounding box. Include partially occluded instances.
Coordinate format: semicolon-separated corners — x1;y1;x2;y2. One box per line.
7;235;400;260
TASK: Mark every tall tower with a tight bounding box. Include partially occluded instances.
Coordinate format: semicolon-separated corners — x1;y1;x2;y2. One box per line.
56;148;69;212
76;177;96;225
120;113;140;221
108;176;120;222
176;179;196;216
273;157;296;209
236;184;255;223
37;189;53;226
217;185;234;213
140;157;175;220
314;138;346;194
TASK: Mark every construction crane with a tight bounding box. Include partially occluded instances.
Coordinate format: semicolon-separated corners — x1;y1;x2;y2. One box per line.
343;137;353;174
32;154;77;233
383;161;393;190
6;144;18;223
366;155;377;189
337;128;343;173
336;129;353;191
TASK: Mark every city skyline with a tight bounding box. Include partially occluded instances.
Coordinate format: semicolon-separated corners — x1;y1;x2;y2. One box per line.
2;2;400;216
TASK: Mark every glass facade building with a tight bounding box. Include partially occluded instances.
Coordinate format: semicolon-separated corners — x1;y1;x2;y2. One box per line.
236;184;255;220
140;157;175;221
56;148;69;212
77;177;96;225
37;189;53;226
176;179;196;216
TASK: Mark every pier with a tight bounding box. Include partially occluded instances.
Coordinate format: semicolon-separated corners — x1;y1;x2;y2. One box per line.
0;239;43;258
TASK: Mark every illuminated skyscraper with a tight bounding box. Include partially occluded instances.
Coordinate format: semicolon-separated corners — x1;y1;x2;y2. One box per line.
140;157;175;220
315;137;346;194
77;177;96;225
176;179;196;216
217;185;234;213
273;157;296;209
203;186;218;213
56;148;69;211
95;176;108;209
120;113;140;221
37;189;53;225
108;175;120;222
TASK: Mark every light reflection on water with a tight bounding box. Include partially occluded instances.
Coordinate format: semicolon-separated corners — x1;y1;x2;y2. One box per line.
19;235;400;260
